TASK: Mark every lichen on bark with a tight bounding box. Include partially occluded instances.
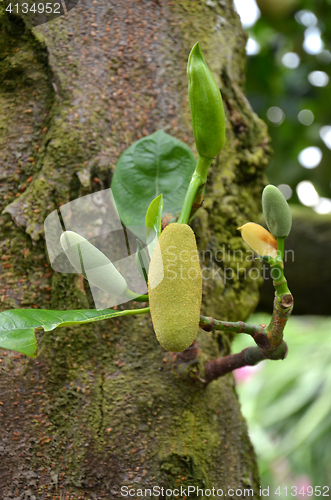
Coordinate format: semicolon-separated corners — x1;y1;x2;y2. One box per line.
0;0;271;498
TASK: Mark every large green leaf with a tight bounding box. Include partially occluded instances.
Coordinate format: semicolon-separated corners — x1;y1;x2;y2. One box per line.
111;130;196;228
0;307;149;357
146;193;163;258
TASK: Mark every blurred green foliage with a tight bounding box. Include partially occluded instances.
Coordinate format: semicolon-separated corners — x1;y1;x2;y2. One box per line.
233;314;331;490
245;0;331;204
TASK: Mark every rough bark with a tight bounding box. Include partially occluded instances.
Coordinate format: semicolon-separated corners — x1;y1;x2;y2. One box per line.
0;0;270;498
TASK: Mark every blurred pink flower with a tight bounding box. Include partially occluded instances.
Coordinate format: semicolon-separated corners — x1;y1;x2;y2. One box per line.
294;475;312;498
233;364;262;383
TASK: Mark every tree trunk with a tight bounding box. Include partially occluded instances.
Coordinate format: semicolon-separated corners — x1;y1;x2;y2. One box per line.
0;0;270;498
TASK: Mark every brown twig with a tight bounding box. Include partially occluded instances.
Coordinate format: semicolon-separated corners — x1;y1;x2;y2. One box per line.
201;293;293;384
199;316;270;349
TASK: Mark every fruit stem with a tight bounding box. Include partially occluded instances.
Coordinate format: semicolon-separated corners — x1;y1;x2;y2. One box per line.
124;288;149;302
277;237;285;260
178;155;213;224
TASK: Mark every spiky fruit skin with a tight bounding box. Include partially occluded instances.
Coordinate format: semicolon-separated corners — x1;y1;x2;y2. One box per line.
148;223;202;352
262;185;292;238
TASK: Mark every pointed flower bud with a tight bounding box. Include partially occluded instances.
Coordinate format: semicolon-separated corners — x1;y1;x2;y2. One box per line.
60;231;127;296
187;42;226;159
238;222;278;259
262;185;292;238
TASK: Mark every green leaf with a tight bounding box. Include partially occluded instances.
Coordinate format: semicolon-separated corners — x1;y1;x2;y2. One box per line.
0;327;37;358
146;193;163;257
0;307;150;357
111;130;196;230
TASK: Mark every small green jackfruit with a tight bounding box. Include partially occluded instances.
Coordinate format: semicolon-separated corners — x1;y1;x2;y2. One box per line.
148;223;202;352
60;230;127;296
262;185;292;238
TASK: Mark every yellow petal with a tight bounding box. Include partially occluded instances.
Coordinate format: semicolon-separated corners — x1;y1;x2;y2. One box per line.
238;222;278;258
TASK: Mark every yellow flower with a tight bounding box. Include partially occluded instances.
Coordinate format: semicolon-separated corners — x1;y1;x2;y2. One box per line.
238;222;278;259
